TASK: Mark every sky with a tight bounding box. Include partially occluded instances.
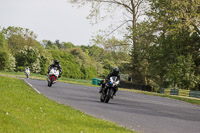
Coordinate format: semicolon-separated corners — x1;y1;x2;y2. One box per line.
0;0;109;45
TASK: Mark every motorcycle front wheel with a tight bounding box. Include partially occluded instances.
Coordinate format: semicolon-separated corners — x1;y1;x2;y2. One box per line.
100;93;105;102
48;77;54;87
48;81;51;87
104;89;112;103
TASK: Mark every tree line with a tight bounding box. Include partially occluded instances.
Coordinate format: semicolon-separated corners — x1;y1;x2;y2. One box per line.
69;0;200;91
0;26;130;80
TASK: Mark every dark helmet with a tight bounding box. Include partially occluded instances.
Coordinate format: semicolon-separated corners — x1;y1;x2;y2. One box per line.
54;59;59;65
113;67;119;75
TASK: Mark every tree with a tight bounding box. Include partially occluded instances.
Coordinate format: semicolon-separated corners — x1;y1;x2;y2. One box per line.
61;42;75;49
130;21;155;85
15;46;41;73
50;50;84;79
5;53;16;72
81;66;98;79
67;47;98;78
169;0;200;35
67;47;90;67
0;51;8;71
0;31;7;50
146;0;200;90
166;55;196;89
69;0;150;82
39;52;51;75
2;26;41;52
0;31;16;71
86;45;105;76
41;40;59;50
91;35;131;72
55;40;62;49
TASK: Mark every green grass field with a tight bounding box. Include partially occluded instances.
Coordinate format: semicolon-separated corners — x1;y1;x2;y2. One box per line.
0;76;135;133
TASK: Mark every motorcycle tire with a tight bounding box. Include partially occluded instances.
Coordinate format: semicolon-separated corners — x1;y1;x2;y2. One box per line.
47;82;51;87
104;89;111;103
50;77;54;87
100;93;104;102
48;78;53;87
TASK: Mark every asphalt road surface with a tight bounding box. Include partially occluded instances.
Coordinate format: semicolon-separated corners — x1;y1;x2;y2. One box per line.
26;79;200;133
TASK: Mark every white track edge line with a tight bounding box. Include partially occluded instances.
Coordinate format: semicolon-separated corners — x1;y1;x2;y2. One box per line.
24;79;41;94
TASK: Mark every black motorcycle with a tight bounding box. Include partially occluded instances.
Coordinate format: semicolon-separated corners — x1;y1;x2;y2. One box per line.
100;76;119;103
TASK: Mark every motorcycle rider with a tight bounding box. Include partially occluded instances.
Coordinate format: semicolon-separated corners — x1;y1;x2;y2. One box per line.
25;67;30;78
48;59;62;78
99;67;120;97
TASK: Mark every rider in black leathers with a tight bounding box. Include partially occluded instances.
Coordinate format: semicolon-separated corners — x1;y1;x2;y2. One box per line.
48;59;62;78
99;67;120;96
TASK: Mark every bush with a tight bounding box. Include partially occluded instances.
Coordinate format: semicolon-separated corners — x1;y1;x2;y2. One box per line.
15;46;41;73
50;50;84;79
81;66;97;79
0;51;8;71
39;55;50;75
5;53;16;72
16;66;26;72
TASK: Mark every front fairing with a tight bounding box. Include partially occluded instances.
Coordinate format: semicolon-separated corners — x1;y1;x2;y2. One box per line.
109;76;119;87
49;67;59;78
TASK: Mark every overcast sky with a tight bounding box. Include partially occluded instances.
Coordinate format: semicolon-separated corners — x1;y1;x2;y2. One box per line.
0;0;109;45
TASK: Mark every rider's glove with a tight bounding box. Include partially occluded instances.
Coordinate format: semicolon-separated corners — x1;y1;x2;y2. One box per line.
58;75;61;78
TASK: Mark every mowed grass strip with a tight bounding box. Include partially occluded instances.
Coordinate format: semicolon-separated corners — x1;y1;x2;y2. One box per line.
0;76;135;133
0;71;95;86
121;89;200;105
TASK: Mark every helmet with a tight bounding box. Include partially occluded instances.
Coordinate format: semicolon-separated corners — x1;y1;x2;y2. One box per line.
54;59;59;65
113;67;119;75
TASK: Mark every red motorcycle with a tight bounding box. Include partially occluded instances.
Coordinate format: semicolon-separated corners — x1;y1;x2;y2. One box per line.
47;67;59;87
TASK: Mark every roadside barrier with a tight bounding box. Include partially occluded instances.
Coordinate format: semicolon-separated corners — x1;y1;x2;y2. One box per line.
189;91;200;98
99;79;200;98
170;89;179;95
92;78;103;85
162;88;200;98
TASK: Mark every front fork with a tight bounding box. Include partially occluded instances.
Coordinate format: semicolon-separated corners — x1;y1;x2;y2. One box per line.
47;74;50;81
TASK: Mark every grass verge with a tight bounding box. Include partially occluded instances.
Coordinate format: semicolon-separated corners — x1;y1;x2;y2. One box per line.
0;71;95;86
0;76;135;133
120;89;200;105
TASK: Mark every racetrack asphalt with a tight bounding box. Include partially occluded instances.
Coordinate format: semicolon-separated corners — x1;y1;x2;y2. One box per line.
26;78;200;133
